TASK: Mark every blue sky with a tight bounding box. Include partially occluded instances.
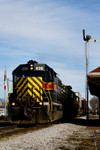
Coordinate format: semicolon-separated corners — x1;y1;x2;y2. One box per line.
0;0;100;99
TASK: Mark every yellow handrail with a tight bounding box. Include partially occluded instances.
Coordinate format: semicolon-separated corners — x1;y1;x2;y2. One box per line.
48;90;53;112
6;88;13;106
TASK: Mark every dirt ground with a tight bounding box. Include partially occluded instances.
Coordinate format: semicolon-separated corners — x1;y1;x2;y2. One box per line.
65;118;100;150
67;129;100;150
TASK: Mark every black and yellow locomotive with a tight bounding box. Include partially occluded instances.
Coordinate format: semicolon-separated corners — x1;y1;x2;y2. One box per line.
8;60;79;124
8;60;63;124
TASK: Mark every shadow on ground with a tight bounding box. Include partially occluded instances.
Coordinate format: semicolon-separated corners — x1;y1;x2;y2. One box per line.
64;118;100;127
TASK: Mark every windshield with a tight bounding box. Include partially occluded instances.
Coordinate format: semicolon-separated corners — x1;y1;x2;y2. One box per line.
13;71;45;82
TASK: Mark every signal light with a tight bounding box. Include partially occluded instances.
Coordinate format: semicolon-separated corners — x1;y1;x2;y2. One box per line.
86;35;91;41
30;64;33;70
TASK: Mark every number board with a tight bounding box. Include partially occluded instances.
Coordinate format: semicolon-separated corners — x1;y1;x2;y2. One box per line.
34;64;45;71
22;66;28;71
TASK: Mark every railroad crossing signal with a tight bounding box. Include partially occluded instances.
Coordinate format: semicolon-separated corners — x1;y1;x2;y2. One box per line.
83;29;98;42
83;29;98;121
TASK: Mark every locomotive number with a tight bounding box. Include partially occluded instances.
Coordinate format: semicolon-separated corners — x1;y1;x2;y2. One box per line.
22;67;28;71
35;66;44;71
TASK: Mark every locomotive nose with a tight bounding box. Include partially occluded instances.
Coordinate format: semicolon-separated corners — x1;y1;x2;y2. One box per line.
22;95;36;107
16;77;43;102
21;96;36;117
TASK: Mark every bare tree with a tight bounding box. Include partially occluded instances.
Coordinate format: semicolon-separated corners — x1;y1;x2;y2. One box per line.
90;96;99;114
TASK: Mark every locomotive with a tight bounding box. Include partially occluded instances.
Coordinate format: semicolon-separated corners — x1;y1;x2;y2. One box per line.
8;60;79;124
61;85;79;121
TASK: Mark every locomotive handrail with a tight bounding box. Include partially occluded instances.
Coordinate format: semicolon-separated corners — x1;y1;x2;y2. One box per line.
48;90;53;112
41;88;50;112
6;88;13;106
31;86;43;102
43;89;53;112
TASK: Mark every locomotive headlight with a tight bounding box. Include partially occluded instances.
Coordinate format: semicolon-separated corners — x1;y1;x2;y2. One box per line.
39;102;42;105
30;64;33;70
39;102;48;105
12;102;15;106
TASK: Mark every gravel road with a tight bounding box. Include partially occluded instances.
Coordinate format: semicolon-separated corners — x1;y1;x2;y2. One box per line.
0;123;85;150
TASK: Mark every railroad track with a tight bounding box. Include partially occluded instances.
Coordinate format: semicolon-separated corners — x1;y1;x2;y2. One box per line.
0;125;18;139
0;120;11;127
2;116;98;141
0;123;53;140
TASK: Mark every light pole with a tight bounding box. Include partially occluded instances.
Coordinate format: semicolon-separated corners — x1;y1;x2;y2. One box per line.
83;29;98;120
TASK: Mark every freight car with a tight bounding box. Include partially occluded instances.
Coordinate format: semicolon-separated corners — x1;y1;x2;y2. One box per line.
79;98;86;116
8;60;79;124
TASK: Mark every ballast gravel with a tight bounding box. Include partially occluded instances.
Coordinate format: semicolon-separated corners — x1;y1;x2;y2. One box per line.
0;123;85;150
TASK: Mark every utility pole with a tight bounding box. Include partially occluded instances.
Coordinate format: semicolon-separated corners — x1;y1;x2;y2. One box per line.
83;29;98;120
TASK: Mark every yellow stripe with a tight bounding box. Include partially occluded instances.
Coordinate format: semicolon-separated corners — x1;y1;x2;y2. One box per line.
28;81;39;95
22;89;28;98
16;77;43;102
88;40;98;42
16;78;27;93
33;77;42;87
28;77;43;101
27;82;42;101
16;77;25;88
28;77;41;89
17;83;28;100
17;92;21;100
16;78;28;100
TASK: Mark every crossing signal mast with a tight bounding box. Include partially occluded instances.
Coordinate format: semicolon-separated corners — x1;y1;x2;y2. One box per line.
83;29;98;120
83;29;98;42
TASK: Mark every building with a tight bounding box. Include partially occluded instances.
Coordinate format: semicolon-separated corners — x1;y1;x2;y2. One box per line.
0;106;5;116
0;98;5;116
87;66;100;98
